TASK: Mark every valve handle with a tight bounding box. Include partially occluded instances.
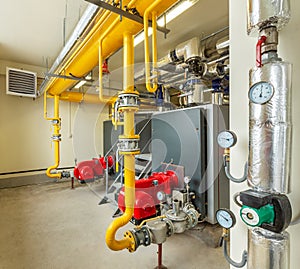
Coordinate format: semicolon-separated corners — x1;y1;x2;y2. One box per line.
256;36;267;67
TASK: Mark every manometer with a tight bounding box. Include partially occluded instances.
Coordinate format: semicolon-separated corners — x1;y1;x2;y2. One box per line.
249;81;274;104
184;176;191;184
216;208;236;229
157;191;166;202
217;130;237;149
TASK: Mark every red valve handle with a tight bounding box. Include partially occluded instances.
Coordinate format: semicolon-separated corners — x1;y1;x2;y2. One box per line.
256;36;267;67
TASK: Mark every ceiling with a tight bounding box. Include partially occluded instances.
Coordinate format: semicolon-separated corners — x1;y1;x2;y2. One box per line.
0;0;88;68
0;0;228;71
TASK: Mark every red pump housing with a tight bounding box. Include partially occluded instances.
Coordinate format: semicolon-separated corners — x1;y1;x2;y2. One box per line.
118;170;179;221
73;156;113;182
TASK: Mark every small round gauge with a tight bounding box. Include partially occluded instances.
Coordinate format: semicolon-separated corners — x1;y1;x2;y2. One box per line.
217;130;237;149
157;191;166;202
184;176;191;184
216;208;236;229
249;81;274;104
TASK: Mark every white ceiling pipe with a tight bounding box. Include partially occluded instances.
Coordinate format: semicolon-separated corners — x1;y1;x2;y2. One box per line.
158;36;200;67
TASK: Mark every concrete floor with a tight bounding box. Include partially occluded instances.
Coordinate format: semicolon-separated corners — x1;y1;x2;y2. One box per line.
0;180;228;269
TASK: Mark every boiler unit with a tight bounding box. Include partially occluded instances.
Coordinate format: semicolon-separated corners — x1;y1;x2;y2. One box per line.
151;104;229;223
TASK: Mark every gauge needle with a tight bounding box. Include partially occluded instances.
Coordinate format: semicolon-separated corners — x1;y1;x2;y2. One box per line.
259;86;263;97
221;215;229;222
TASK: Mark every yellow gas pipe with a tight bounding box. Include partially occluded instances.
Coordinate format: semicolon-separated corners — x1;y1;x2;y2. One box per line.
105;32;139;252
97;0;138;103
98;19;120;104
144;0;161;92
43;0;177;96
59;91;108;104
44;93;62;178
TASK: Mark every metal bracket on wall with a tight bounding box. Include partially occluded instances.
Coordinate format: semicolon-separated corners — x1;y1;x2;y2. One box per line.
85;0;170;35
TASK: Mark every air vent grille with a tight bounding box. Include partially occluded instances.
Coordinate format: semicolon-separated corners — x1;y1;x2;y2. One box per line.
6;67;37;98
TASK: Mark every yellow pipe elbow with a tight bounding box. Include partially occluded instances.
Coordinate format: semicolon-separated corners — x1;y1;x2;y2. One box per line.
46;141;61;179
105;156;136;252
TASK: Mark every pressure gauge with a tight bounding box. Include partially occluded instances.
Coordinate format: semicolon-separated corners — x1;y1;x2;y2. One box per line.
217;130;237;149
216;208;236;229
249;81;274;104
157;191;166;202
184;176;191;184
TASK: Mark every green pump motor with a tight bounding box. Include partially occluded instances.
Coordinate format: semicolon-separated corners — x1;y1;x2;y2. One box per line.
239;189;292;233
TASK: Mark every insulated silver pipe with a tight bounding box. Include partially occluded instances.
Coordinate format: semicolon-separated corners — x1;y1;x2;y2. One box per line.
247;0;291;36
248;228;290;269
248;61;292;194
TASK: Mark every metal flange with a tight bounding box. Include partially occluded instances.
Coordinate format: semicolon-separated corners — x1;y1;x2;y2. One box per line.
123;230;137;253
118;137;140;154
118;93;139;108
51;134;61;141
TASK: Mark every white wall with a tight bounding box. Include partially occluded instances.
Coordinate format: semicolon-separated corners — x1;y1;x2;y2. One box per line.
230;0;300;268
0;73;109;178
0;75;76;177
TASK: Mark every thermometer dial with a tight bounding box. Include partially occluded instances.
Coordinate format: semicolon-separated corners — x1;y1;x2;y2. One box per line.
217;130;237;149
249;81;274;104
216;208;236;229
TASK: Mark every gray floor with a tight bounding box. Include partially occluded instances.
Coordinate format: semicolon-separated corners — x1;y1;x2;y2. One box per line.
0;180;228;269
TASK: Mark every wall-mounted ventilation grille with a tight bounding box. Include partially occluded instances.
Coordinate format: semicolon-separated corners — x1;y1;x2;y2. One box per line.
6;67;37;98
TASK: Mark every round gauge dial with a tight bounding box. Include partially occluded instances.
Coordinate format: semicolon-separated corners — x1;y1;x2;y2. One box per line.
217;130;237;149
184;176;191;184
216;208;236;229
249;81;274;104
157;191;166;202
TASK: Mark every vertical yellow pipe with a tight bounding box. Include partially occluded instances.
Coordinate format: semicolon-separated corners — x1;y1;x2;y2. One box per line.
46;95;61;179
105;32;137;252
98;17;119;103
144;0;162;92
98;0;138;103
152;11;158;85
123;32;135;93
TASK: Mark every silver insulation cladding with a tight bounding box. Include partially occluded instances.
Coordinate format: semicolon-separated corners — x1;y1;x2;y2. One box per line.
247;0;291;36
248;227;290;269
248;61;292;194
